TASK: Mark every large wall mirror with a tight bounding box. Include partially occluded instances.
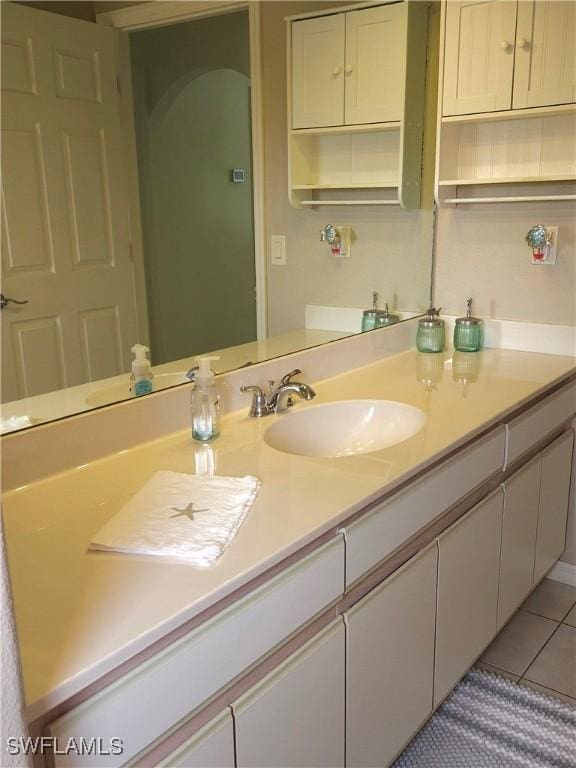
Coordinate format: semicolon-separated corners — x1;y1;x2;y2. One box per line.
1;0;439;433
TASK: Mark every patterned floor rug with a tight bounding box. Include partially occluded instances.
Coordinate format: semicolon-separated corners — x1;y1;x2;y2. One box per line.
393;668;576;768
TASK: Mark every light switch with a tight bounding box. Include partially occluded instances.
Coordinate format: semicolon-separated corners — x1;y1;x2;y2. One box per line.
271;235;286;266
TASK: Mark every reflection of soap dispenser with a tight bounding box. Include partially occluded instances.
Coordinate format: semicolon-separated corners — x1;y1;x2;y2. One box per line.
130;344;154;396
191;356;220;442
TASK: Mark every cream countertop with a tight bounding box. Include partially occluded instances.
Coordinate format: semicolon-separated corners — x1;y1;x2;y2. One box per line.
2;347;575;719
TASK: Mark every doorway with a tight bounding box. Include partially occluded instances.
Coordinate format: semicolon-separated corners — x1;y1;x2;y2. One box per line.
129;10;257;365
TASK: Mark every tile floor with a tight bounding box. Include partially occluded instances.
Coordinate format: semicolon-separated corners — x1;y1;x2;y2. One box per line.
476;577;576;706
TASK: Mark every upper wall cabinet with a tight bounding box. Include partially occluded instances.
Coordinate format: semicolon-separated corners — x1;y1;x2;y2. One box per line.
436;0;576;205
292;4;405;129
287;1;429;209
443;0;575;116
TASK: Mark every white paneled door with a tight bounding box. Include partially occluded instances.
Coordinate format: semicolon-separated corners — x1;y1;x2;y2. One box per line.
1;3;138;402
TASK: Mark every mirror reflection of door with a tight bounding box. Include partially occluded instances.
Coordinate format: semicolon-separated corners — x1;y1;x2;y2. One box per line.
1;2;139;402
129;12;257;366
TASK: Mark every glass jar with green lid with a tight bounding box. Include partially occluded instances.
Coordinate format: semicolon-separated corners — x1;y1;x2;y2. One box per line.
453;298;483;352
416;306;445;353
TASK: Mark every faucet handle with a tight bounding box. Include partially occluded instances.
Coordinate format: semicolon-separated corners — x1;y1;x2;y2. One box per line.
279;369;302;387
240;385;269;418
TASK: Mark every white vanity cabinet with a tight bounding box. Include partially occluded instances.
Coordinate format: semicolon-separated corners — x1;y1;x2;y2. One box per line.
497;456;541;628
156;711;235;768
533;429;575;584
443;0;575;116
232;620;345;768
346;544;438;768
434;489;503;707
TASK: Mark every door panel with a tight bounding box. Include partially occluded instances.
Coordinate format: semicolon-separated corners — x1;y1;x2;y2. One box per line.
443;0;517;116
233;620;345;768
513;0;576;109
534;430;575;583
1;3;139;402
344;3;406;125
291;14;345;128
498;457;541;628
435;489;503;706
346;544;437;768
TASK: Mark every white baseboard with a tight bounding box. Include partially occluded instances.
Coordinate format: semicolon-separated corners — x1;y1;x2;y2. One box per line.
547;560;576;587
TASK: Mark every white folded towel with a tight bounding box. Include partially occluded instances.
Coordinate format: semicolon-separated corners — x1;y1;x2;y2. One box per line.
89;470;260;567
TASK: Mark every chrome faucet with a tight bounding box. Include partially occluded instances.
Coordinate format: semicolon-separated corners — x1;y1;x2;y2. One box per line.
240;369;316;417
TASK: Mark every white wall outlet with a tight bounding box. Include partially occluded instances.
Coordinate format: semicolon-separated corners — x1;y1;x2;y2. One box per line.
532;225;558;265
270;235;286;266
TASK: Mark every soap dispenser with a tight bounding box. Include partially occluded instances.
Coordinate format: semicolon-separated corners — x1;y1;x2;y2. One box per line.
130;344;154;396
416;307;445;353
453;298;484;352
191;356;220;442
362;292;379;332
376;303;400;328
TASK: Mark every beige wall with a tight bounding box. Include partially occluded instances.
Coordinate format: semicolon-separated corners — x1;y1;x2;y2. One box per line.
434;202;576;325
261;1;438;335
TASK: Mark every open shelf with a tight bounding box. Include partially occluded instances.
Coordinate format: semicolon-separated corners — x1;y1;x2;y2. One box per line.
291;121;401;136
442;195;576;205
441;103;576;125
292;182;399;190
436;110;576;206
300;199;401;206
438;175;576;186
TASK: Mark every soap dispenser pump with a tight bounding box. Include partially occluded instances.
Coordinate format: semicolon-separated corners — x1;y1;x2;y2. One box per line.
191;356;220;442
130;344;154;396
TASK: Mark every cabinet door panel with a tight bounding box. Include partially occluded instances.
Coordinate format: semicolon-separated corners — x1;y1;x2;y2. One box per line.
233;620;345;768
347;544;438;768
291;15;345;129
157;711;234;768
534;430;575;583
443;0;517;116
498;458;541;629
344;4;406;125
513;1;576;109
435;490;503;706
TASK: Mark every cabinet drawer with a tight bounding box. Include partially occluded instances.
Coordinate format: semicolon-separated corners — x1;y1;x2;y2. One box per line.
342;427;505;587
506;381;576;467
47;536;345;767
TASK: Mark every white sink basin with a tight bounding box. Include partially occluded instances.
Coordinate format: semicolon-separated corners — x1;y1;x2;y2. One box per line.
264;399;426;458
85;372;189;407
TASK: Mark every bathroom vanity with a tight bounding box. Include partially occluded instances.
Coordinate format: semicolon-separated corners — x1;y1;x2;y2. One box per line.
2;344;575;768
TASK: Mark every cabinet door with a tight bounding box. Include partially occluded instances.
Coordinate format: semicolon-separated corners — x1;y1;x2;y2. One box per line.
157;710;234;768
434;489;503;706
291;15;345;129
498;457;541;629
346;544;438;768
344;4;406;125
443;0;517;116
534;430;575;584
233;619;345;768
513;1;576;109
